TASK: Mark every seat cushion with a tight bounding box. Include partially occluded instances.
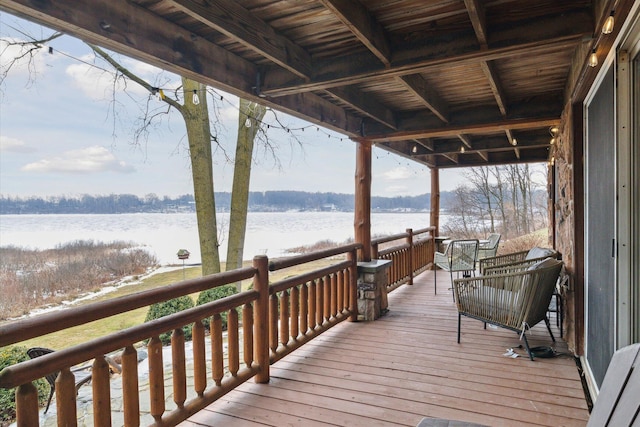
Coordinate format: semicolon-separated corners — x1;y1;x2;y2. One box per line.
525;247;555;260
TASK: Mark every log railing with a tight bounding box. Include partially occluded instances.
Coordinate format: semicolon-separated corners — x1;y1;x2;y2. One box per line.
0;243;361;427
371;227;435;292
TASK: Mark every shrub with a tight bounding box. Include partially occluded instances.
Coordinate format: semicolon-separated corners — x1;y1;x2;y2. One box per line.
196;284;238;330
144;296;194;345
0;346;49;422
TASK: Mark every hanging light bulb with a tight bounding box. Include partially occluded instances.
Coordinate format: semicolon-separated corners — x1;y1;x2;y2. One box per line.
192;90;200;105
550;137;557;145
589;49;598;67
245;117;252;128
460;146;465;153
411;145;418;154
602;11;614;34
549;126;559;136
511;138;518;146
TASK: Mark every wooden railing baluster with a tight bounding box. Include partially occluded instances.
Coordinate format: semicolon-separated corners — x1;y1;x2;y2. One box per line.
15;383;38;427
211;314;223;386
243;303;254;368
280;290;289;346
316;277;324;326
192;320;206;396
308;280;316;329
300;283;309;334
56;367;76;426
290;286;299;340
171;328;187;408
269;294;278;353
330;273;338;318
92;356;111;427
228;309;240;376
122;345;140;427
148;336;165;420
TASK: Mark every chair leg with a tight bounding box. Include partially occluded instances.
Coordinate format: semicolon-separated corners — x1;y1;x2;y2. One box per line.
434;268;437;295
44;385;55;413
449;271;455;302
457;313;461;343
522;333;534;361
544;316;556;342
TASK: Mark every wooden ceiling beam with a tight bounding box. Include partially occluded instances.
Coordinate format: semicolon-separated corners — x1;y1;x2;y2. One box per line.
167;0;313;78
262;9;592;96
429;135;549;154
325;86;397;129
400;75;449;123
367;116;560;142
318;0;391;66
464;0;488;47
481;61;508;116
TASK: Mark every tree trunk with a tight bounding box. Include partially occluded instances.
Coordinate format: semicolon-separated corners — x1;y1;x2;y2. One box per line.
226;99;266;287
181;77;221;275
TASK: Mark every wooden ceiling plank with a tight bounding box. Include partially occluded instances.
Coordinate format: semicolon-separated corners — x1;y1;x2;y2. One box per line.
168;0;313;79
400;75;450;123
262;9;592;96
318;0;391;66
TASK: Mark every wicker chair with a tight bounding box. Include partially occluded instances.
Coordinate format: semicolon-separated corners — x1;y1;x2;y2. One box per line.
477;233;501;260
453;257;563;360
479;246;558;275
434;239;479;301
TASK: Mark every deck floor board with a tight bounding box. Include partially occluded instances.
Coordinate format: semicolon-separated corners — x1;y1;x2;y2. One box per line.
181;270;589;427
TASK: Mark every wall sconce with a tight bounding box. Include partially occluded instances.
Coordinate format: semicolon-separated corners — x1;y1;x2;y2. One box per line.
602;11;615;34
589;49;598;67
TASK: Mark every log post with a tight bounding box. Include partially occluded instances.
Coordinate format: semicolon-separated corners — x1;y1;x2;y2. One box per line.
15;383;39;427
355;139;372;261
122;345;140;426
430;168;440;236
253;255;270;383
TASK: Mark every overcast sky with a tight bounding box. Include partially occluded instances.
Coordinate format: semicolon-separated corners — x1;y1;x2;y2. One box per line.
0;13;468;200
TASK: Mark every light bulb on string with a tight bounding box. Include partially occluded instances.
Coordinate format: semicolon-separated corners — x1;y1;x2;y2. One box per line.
245;117;252;128
192;90;200;105
602;11;614;34
589;49;598;67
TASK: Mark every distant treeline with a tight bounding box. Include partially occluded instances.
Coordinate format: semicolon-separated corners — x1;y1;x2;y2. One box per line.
0;191;455;214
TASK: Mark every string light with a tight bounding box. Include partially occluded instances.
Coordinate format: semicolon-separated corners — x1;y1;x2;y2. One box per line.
245;117;252;128
460;146;465;153
36;45;351;142
511;138;518;146
602;11;614;34
589;49;598;67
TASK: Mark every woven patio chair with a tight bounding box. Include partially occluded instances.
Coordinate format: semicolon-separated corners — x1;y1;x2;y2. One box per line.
434;239;479;301
479;246;558;275
453;257;563;360
477;233;501;260
27;347;93;413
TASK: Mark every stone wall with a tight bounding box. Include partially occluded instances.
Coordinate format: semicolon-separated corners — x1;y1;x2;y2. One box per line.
550;101;580;354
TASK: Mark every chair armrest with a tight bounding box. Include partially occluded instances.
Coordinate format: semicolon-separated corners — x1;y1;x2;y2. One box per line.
479;250;528;274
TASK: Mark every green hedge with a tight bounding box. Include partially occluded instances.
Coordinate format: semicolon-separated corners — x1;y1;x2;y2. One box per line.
0;346;49;422
196;284;238;330
144;296;194;345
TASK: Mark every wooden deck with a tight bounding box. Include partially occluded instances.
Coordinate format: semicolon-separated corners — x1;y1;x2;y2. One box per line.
181;270;590;427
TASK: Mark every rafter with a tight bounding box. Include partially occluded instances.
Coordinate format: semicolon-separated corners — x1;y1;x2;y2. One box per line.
168;0;313;79
464;0;488;47
318;0;391;66
400;75;449;123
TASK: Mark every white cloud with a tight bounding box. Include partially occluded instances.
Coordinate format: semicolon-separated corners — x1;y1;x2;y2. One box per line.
21;145;135;174
0;135;35;153
380;166;412;181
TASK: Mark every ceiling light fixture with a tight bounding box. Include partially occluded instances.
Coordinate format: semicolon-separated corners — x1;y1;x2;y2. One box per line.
602;11;615;34
589;49;598;67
